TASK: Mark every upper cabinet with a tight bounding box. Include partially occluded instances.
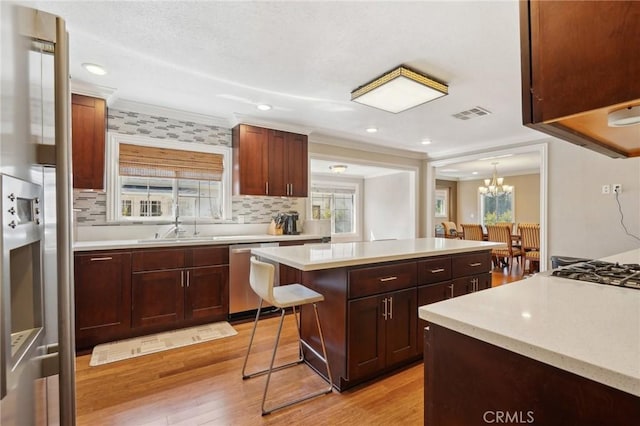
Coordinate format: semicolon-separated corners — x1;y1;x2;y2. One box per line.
72;94;107;188
232;124;308;197
520;1;640;158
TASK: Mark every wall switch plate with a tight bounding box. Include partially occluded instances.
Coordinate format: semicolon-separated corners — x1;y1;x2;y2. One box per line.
602;184;610;194
612;184;622;194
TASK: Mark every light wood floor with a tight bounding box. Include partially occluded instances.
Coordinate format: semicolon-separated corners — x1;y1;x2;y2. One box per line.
75;270;524;425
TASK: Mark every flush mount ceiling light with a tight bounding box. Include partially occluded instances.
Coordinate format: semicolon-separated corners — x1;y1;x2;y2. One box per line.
365;127;378;133
608;105;640;127
256;104;272;111
421;139;432;145
329;164;348;174
351;65;448;113
82;63;107;76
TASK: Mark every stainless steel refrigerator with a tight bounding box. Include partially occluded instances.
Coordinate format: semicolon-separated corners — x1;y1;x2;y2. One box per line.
1;4;75;425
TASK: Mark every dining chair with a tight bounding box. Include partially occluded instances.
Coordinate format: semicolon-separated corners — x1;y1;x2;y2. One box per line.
518;223;540;275
486;224;522;273
496;222;515;234
460;223;484;241
441;221;459;239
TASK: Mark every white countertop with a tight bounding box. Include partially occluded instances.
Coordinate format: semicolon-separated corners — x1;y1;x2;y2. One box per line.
73;233;326;251
419;248;640;397
251;238;503;271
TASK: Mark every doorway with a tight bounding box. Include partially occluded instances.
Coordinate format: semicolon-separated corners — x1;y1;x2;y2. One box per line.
428;143;548;271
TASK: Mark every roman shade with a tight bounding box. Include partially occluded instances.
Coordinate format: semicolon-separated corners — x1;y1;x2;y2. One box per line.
119;143;223;181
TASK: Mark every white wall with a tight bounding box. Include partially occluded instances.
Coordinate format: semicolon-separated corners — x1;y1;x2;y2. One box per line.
547;139;640;259
457;174;540;226
364;171;415;241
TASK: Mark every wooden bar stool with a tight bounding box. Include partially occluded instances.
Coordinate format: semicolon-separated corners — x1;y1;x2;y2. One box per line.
242;256;333;415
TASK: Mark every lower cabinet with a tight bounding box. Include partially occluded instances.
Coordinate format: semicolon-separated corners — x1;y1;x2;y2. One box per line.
132;246;229;331
74;251;132;349
75;245;228;350
347;287;418;381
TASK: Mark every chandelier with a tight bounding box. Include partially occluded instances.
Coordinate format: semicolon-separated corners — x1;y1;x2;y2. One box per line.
478;162;512;196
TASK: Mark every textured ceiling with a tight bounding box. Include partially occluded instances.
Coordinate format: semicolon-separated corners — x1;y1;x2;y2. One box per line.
26;0;544;160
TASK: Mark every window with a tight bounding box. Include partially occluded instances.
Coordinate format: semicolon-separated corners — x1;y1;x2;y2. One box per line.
434;189;448;217
106;133;231;222
480;190;515;227
310;185;357;235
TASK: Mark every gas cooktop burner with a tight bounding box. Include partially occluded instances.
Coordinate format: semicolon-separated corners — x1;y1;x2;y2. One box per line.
551;260;640;290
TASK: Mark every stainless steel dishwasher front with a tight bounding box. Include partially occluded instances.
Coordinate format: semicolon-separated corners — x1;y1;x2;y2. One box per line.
229;242;279;315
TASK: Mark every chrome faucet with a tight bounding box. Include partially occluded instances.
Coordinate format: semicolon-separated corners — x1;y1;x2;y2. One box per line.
174;205;181;237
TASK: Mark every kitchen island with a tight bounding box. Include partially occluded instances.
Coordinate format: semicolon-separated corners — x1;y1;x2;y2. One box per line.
419;248;640;424
252;238;503;391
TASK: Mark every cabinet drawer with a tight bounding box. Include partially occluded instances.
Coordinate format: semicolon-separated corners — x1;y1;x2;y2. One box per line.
417;257;452;285
452;252;491;278
349;262;417;299
189;246;229;267
132;249;185;272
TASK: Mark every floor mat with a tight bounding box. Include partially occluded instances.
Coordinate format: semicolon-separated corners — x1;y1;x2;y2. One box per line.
89;321;237;366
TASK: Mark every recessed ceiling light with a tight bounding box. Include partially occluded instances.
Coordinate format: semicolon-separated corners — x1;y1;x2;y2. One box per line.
365;127;378;133
608;105;640;127
257;104;272;111
421;139;432;145
472;171;478;175
82;63;107;76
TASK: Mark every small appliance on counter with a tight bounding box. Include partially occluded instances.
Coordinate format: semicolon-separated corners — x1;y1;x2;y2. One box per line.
282;211;300;235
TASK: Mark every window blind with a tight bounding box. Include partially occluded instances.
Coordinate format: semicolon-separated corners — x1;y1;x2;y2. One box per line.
119;143;223;181
311;186;356;194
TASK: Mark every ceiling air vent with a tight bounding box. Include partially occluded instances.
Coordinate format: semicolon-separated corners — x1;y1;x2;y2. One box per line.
452;106;492;120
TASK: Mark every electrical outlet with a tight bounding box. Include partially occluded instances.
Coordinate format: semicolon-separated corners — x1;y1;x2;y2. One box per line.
602;184;610;194
613;184;622;194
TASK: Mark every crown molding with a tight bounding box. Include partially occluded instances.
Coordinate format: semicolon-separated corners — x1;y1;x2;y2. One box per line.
229;113;313;135
70;79;117;100
309;133;428;160
109;98;232;128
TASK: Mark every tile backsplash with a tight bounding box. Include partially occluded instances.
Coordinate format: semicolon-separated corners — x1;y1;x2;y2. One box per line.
74;109;305;227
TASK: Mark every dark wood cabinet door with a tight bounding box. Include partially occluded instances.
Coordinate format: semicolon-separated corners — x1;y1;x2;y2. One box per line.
71;94;106;189
476;273;492;291
267;130;287;196
286;132;308;197
185;266;228;321
74;252;131;348
385;288;417;366
347;295;385;381
132;270;184;328
449;277;471;298
417;281;450;355
232;124;268;195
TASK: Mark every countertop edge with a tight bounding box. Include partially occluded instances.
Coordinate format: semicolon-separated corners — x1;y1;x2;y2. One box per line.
253;241;502;271
418;304;640;397
73;234;326;252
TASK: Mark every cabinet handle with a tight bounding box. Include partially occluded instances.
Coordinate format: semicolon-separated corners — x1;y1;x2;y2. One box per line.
448;284;454;298
382;298;388;320
379;276;398;282
389;296;393;320
181;271;184;288
289;183;293;195
186;270;190;287
469;262;482;267
430;268;445;273
265;181;269;195
90;257;112;261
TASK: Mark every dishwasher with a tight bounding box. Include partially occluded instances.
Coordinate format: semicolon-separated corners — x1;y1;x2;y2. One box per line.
229;242;280;316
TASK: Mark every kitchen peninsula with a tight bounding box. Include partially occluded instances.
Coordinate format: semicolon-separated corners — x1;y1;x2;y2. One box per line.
252;238;503;390
419;248;640;424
